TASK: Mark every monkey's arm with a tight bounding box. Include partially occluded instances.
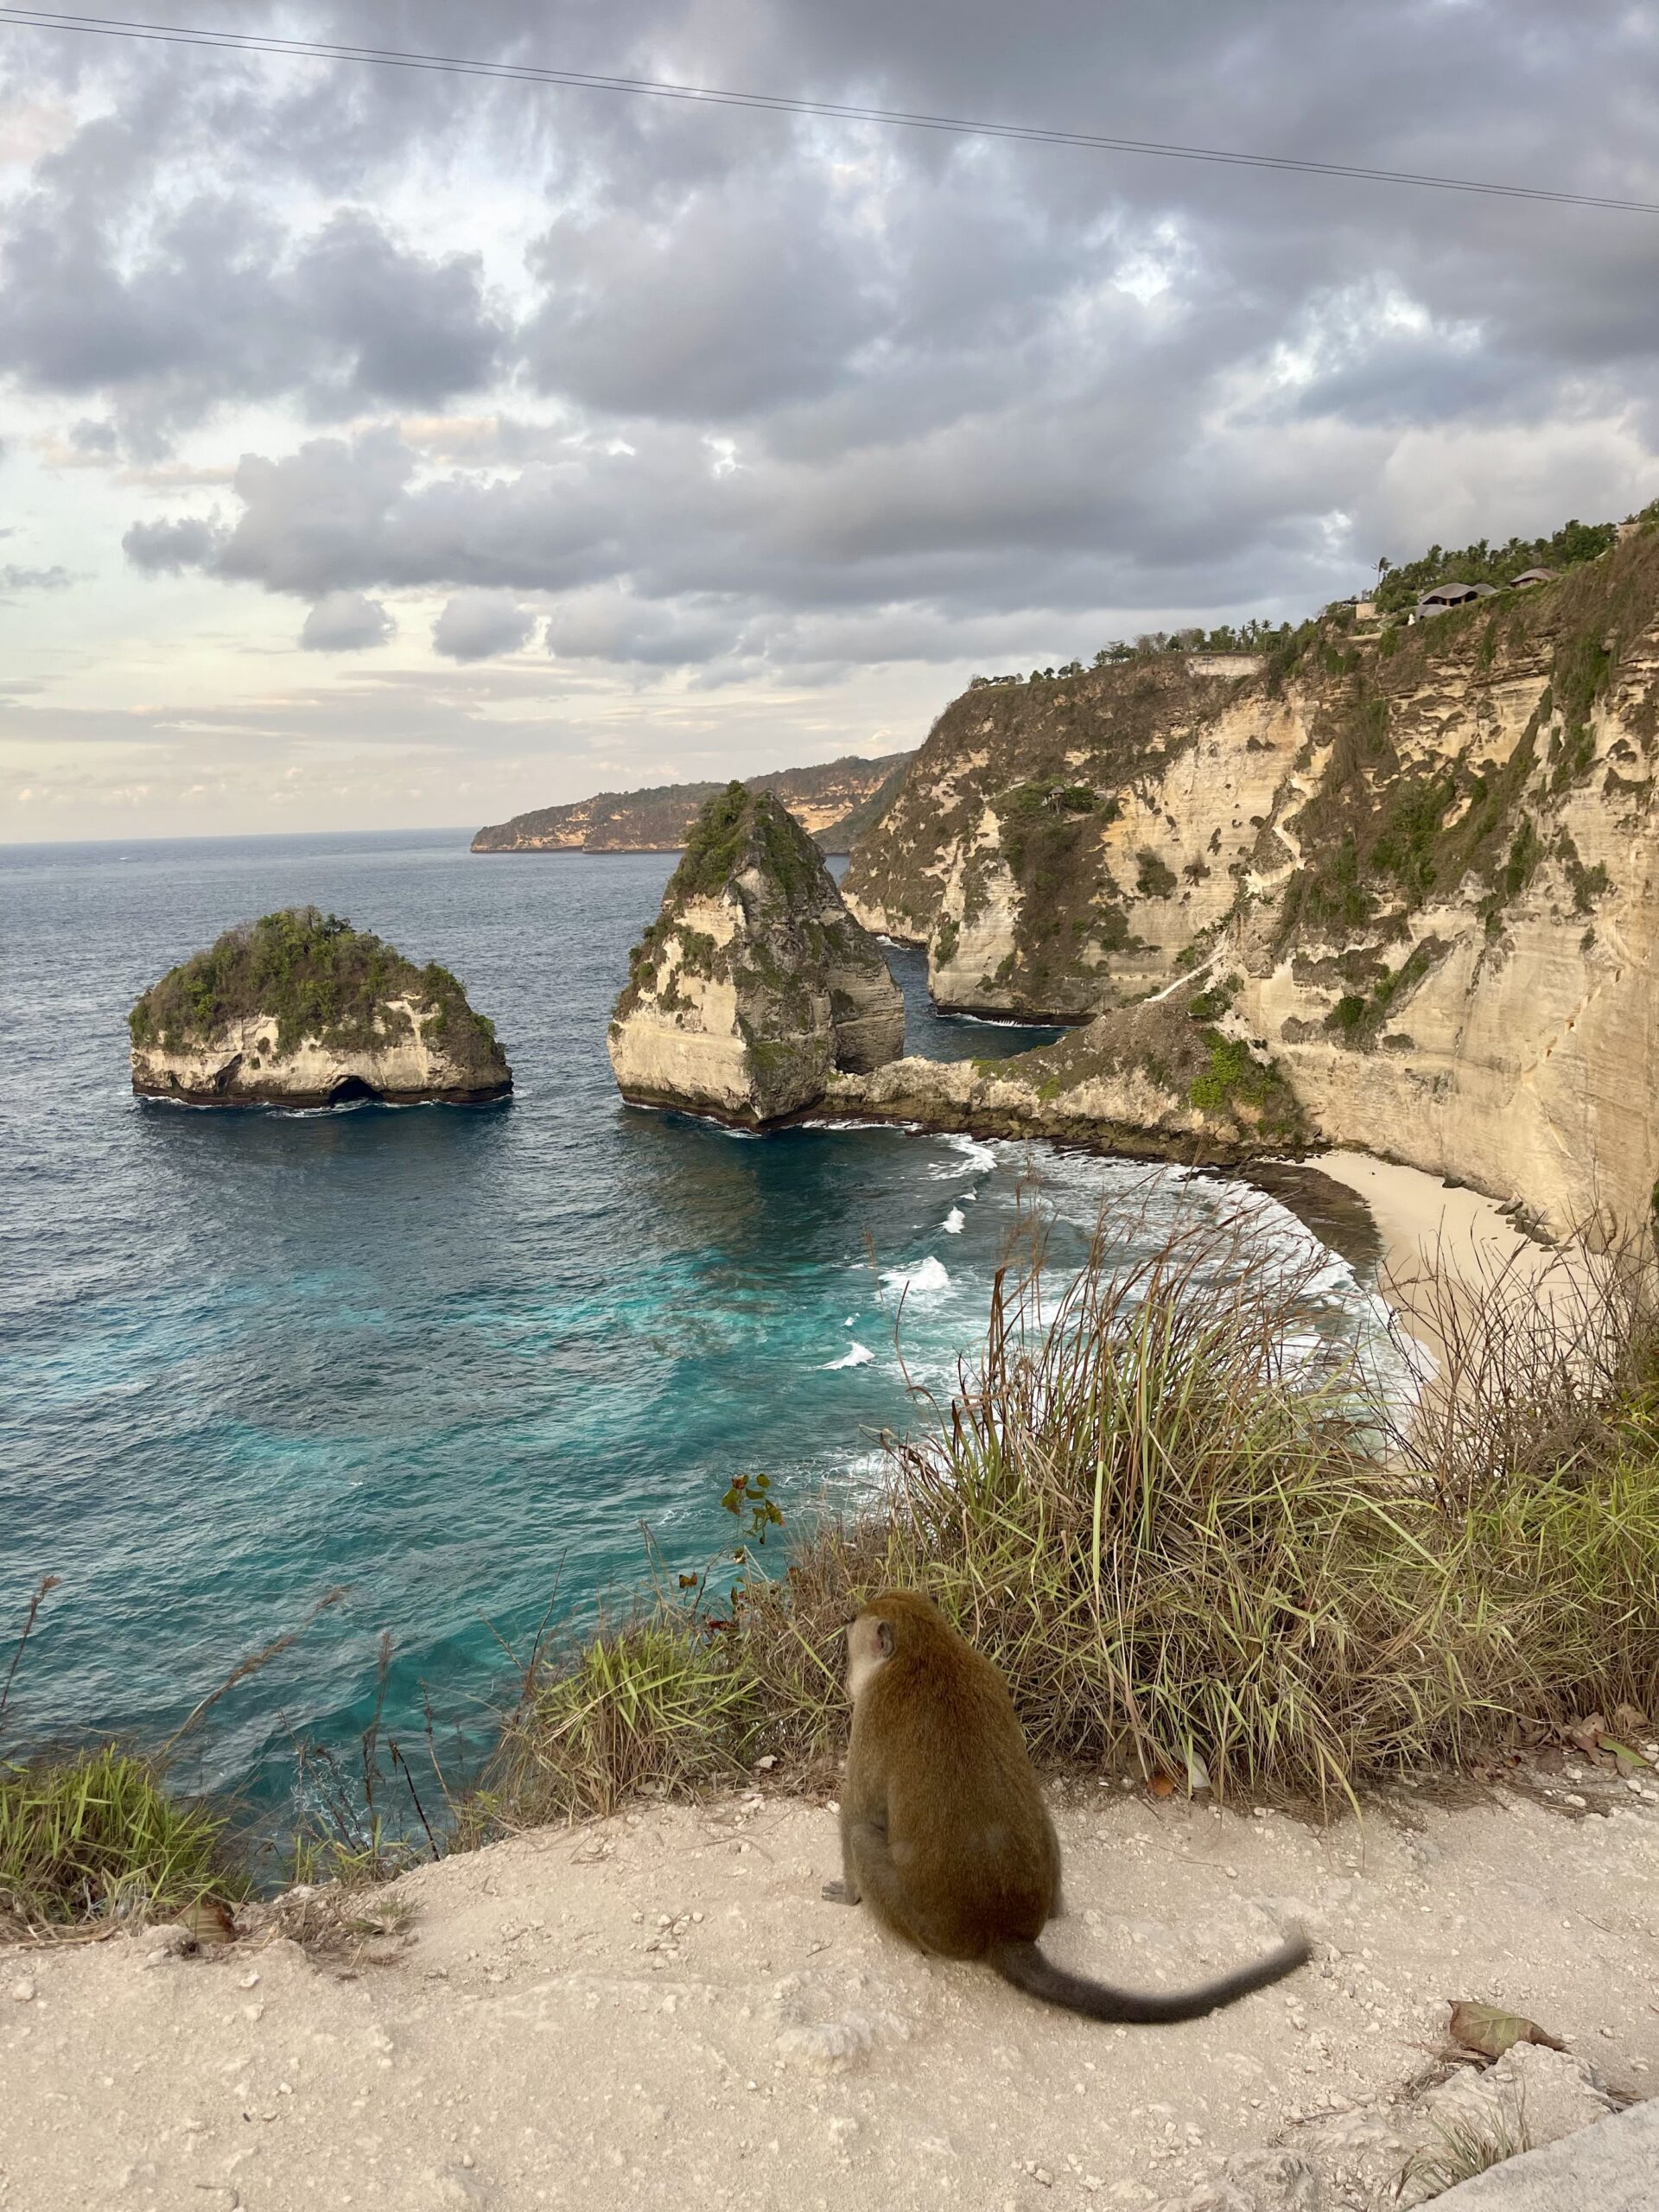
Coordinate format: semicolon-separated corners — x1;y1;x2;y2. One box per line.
823;1797;872;1904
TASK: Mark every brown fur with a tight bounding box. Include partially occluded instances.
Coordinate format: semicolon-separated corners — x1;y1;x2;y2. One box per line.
827;1590;1311;2024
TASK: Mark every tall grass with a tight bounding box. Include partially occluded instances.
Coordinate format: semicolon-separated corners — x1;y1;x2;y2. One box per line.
0;1582;340;1934
461;1201;1659;1834
0;1746;242;1929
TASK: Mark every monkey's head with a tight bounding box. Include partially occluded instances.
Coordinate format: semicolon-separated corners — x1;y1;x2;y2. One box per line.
845;1589;948;1703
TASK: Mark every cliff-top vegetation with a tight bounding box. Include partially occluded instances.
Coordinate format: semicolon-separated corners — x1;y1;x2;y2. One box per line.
128;907;502;1077
464;1208;1659;1830
963;499;1657;686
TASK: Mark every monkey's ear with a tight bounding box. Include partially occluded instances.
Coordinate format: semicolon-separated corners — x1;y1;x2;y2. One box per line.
875;1619;894;1656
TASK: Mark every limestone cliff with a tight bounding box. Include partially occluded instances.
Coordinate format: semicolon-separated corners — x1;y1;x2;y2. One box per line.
842;657;1285;1019
843;526;1659;1234
130;908;512;1106
607;784;905;1126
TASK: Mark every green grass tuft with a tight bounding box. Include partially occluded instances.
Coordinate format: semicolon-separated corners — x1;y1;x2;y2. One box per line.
0;1747;243;1929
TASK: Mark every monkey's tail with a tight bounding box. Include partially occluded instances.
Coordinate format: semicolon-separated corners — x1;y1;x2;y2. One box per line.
988;1929;1312;2024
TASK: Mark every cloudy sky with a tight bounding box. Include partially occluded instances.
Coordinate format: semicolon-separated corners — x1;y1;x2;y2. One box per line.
3;2;1658;841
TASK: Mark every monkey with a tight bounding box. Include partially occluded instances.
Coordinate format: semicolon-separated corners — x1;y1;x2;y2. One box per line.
823;1589;1311;2024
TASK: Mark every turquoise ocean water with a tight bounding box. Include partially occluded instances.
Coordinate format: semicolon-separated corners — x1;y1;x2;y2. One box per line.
0;829;1384;1824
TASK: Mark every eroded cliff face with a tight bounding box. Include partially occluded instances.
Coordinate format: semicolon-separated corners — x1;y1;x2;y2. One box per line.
607;785;905;1125
843;531;1659;1232
842;658;1288;1019
132;999;507;1106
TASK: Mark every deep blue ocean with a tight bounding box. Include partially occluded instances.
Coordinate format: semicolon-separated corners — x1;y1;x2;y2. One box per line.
0;828;1383;1830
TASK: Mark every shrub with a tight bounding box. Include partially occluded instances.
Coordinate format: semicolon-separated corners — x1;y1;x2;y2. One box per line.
1135;849;1179;899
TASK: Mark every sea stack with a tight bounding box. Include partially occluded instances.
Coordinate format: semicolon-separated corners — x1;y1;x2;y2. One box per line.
607;783;906;1126
130;908;512;1106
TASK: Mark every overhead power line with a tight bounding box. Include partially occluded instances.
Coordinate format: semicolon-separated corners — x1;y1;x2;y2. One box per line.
3;7;1658;217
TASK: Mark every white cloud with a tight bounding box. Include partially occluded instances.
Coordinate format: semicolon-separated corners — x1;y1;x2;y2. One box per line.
432;588;536;661
299;589;394;651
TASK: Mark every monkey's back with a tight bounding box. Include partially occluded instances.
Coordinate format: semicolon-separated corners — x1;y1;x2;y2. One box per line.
849;1614;1056;1959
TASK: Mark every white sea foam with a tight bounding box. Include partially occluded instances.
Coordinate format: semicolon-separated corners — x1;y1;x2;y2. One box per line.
823;1342;874;1370
944;1207;965;1234
929;1134;995;1179
880;1254;950;1301
798;1116;908;1133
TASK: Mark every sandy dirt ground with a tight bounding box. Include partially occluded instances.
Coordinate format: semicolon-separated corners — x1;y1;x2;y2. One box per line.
4;1775;1656;2212
1307;1153;1579;1366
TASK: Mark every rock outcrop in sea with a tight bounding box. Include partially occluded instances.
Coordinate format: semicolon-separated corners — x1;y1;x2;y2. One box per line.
830;980;1306;1164
130;908;512;1106
607;783;905;1125
841;521;1659;1234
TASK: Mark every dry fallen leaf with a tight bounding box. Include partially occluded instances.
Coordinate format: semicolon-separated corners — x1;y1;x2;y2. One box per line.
179;1897;238;1946
1447;1999;1566;2061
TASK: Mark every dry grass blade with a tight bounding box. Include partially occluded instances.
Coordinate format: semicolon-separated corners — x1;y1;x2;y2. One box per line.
158;1586;349;1758
0;1576;62;1738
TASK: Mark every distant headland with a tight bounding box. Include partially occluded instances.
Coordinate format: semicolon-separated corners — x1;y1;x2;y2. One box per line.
471;750;912;855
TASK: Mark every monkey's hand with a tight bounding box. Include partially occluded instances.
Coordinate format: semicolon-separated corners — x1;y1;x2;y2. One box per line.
821;1878;860;1904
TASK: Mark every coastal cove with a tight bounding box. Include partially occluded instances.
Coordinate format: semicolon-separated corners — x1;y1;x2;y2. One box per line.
3;828;1394;1830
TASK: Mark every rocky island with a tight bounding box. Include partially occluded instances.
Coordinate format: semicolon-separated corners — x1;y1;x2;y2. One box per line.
607;783;904;1125
130;907;512;1106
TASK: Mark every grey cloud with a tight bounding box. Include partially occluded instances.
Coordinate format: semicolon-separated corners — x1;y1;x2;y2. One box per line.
12;0;1659;695
545;588;745;666
71;418;120;457
0;171;505;447
298;590;395;651
287;211;505;408
524;170;878;420
123;516;229;574
432;589;537;661
0;564;73;593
